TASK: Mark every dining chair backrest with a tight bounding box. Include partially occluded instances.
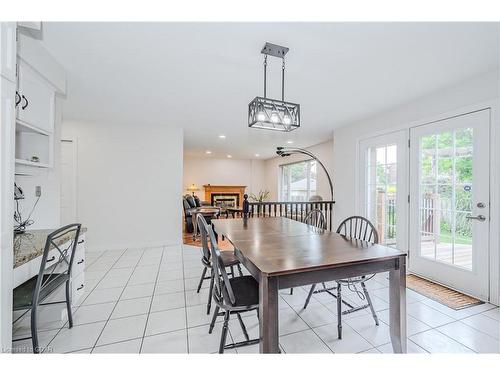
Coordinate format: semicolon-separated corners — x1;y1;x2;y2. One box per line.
196;214;211;263
336;216;379;243
33;223;82;305
197;215;236;305
304;209;326;230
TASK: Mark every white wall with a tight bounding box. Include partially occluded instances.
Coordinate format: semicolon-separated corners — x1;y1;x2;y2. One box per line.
183;156;266;198
333;70;499;225
62;121;183;252
14;98;62;230
262;140;334;201
332;70;500;304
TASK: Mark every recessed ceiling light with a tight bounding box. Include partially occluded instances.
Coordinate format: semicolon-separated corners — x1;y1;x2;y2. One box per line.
255;154;260;157
287;140;294;144
219;135;226;139
205;150;212;154
227;155;232;158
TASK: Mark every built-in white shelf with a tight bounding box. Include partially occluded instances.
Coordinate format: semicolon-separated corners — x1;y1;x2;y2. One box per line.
15;120;53;169
15;158;50;168
16;119;51;136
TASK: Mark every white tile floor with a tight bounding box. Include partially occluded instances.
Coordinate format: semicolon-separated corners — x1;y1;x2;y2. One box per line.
11;244;500;354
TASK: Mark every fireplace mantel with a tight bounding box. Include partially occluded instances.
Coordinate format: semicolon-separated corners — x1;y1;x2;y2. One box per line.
203;185;246;208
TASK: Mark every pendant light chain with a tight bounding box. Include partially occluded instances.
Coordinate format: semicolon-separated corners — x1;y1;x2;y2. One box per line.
263;54;268;99
281;57;285;102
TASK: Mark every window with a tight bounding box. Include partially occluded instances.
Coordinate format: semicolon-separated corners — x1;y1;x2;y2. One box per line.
365;144;398;246
359;130;407;250
280;160;317;201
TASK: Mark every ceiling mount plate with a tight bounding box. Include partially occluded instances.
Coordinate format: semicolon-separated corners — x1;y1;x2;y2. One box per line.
261;42;289;58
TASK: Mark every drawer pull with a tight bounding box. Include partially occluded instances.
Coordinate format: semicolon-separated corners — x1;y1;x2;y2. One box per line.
21;95;29;110
76;284;84;291
46;256;55;262
78;240;85;244
77;259;84;265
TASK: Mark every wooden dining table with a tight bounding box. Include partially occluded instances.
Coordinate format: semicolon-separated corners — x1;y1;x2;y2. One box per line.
212;216;407;354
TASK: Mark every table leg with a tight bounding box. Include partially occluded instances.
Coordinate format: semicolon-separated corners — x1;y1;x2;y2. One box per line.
259;275;279;353
192;213;197;241
389;257;407;353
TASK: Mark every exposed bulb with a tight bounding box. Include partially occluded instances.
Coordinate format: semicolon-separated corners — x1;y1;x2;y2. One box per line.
257;111;266;122
270;112;279;123
283;115;291;125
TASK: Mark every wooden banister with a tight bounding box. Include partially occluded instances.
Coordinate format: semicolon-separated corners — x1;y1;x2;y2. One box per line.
242;195;336;231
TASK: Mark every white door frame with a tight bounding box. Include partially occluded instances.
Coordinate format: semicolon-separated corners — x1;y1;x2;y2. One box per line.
60;137;78;223
408;109;490;300
354;99;499;305
358;130;408;251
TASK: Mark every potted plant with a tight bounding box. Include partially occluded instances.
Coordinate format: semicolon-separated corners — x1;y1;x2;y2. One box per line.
249;190;270;202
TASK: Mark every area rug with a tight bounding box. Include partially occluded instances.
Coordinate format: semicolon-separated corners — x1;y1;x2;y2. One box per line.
407;274;483;310
183;231;234;250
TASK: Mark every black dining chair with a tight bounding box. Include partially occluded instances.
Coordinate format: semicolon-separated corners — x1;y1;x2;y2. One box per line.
303;216;380;339
196;214;243;315
304;208;327;230
287;209;327;296
198;215;259;353
12;224;82;353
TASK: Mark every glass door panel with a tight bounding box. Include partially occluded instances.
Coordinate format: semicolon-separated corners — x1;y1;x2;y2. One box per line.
409;110;489;300
359;131;407;250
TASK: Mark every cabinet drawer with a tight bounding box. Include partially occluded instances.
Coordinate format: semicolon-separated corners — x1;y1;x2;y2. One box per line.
71;272;85;306
72;247;86;277
76;234;86;251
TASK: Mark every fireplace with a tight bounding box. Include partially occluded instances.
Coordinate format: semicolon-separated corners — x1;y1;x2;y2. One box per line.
203;185;246;209
211;193;239;208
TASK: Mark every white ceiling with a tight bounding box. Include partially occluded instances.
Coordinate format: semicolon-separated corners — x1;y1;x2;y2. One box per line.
40;22;499;159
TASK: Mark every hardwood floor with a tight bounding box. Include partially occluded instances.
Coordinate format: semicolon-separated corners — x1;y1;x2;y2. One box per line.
182;227;234;251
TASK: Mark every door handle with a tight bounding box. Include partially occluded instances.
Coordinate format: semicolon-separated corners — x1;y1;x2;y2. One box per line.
21;95;29;110
466;214;486;222
15;91;21;107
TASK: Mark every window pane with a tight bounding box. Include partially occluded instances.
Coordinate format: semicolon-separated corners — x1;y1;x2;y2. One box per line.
437;157;453;184
455;185;472;212
280;160;318;201
456;157;472;184
454;212;472;270
421;152;436;184
376;147;386;165
436;210;454;264
386;145;397;164
364;143;399;247
437;184;452;211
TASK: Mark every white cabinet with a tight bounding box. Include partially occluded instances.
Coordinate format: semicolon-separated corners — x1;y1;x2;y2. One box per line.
16;61;55;134
13;233;87;307
71;233;86;305
1;22;17;82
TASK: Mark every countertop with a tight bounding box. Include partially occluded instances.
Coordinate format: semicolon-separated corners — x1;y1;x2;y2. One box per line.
13;227;87;269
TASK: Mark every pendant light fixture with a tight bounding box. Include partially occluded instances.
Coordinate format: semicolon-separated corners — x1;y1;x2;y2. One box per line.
248;42;300;132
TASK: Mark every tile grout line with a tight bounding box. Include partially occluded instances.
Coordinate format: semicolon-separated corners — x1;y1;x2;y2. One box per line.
278;291;334;353
89;248;147;353
11;249;110;342
181;243;193;353
138;246;165;353
40;248;128;353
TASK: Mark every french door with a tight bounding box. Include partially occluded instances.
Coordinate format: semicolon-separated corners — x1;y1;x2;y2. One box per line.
359;130;407;250
409;110;490;300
